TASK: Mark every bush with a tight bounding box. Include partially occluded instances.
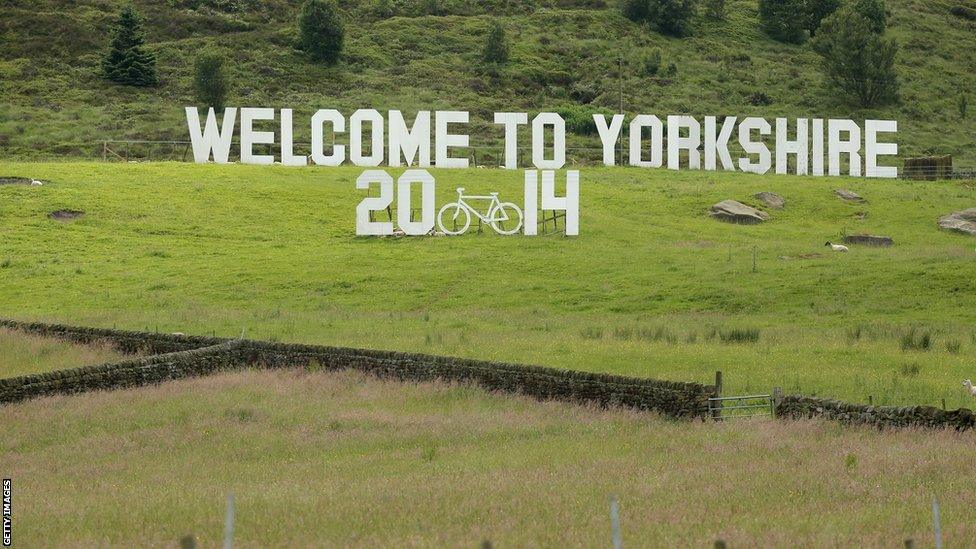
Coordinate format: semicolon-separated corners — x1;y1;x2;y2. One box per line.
643;48;662;75
298;0;344;65
620;0;696;37
718;328;760;344
804;0;841;36
704;0;725;19
482;20;509;65
852;0;887;33
950;4;976;20
194;52;228;110
813;7;899;107
557;105;617;135
759;0;807;43
101;6;158;87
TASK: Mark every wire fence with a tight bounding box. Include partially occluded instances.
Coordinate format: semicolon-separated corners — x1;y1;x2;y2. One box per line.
89;139;976;180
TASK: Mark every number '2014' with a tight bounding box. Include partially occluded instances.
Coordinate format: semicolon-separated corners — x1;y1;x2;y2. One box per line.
356;169;579;236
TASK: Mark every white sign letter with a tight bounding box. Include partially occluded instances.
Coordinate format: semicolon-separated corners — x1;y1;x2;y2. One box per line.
280;108;307;167
388;110;431;167
865;120;897;178
775;118;808;175
435;111;469;168
495;112;528;169
351;109;384;167
629;115;663;168
704;116;735;171
828;119;861;177
532;113;566;170
311;109;345;167
738;117;771;175
240;107;275;165
667;115;701;170
594;114;625;167
186;107;237;164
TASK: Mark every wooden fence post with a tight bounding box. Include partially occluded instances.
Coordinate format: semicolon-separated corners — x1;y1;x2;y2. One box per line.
932;498;942;549
712;371;723;421
609;495;622;549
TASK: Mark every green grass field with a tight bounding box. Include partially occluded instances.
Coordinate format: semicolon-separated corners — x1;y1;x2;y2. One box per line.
1;161;974;409
2;367;974;546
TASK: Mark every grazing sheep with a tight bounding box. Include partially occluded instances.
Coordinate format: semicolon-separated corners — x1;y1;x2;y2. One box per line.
29;178;43;186
391;228;407;237
964;379;976;397
825;241;849;252
171;332;185;336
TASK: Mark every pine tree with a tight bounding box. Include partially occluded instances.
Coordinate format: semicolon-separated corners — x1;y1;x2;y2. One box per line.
482;21;509;65
102;6;158;87
812;7;899;107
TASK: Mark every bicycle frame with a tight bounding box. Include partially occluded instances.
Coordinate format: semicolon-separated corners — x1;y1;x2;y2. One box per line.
452;194;510;223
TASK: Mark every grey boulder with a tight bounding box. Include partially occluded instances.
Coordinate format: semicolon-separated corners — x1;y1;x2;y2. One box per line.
709;200;769;224
843;234;893;247
835;189;865;202
938;209;976;236
754;192;785;210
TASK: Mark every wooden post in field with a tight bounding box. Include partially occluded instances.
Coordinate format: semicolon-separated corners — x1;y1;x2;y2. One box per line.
712;371;723;421
941;398;947;411
904;539;915;549
179;535;197;549
224;493;235;549
714;541;727;549
932;498;942;549
752;245;757;273
609;495;622;549
480;541;492;549
772;387;783;418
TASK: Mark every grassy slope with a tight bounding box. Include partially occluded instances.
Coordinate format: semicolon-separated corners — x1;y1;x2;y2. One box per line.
1;161;974;407
0;328;124;378
2;367;975;546
0;0;975;163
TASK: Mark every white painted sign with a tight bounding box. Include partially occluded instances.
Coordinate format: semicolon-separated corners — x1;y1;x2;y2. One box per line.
186;107;899;177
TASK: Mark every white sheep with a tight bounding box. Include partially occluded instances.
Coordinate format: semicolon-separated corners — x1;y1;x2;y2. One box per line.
171;332;185;337
825;241;849;252
964;379;976;397
30;178;43;186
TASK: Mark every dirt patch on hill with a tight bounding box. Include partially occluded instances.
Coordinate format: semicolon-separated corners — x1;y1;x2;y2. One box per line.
48;210;84;221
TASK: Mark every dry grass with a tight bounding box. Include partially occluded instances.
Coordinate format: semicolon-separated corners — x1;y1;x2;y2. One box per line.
0;328;124;378
2;368;974;547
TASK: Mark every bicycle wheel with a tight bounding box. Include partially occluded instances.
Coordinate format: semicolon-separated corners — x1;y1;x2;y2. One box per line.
489;202;524;235
437;203;471;235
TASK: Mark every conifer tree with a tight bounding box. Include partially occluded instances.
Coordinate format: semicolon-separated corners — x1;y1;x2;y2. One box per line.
102;6;158;87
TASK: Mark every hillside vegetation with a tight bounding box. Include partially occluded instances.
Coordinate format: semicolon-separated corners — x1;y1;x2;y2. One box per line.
2;367;975;545
1;0;975;163
1;162;975;408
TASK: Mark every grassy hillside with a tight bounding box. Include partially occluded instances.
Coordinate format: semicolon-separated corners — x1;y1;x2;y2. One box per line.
2;367;974;546
1;0;975;163
1;162;974;407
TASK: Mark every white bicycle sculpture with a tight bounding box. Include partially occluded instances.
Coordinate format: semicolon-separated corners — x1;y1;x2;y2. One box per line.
437;188;524;235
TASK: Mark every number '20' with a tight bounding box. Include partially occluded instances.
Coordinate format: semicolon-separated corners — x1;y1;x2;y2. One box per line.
356;169;435;235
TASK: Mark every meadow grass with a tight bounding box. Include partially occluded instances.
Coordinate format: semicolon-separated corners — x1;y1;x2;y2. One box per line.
0;328;124;378
1;367;974;546
0;161;974;408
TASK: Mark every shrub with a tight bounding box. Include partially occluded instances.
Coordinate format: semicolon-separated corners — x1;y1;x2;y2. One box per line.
804;0;841;36
958;94;968;119
946;340;961;354
704;0;725;19
899;362;921;377
643;48;662;75
663;61;677;76
950;4;976;20
812;7;899;107
193;52;228;110
557;105;617;135
852;0;887;33
298;0;345;65
373;0;394;18
759;0;807;43
482;20;509;65
101;6;158;87
620;0;697;37
749;91;773;105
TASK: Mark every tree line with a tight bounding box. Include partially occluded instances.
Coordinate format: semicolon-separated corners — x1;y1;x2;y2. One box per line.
101;0;896;112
